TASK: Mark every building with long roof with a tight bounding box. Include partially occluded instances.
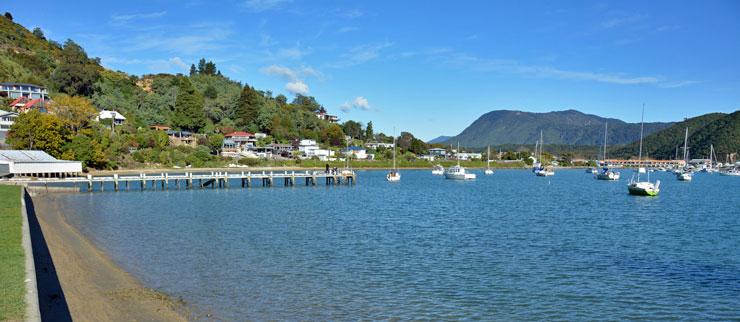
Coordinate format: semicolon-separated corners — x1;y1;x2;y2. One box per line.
0;150;82;178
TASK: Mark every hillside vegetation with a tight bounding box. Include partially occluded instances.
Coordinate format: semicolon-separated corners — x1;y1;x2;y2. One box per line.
610;111;740;160
444;109;672;147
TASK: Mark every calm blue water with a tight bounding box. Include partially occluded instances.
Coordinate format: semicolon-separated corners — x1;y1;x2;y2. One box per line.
56;169;740;320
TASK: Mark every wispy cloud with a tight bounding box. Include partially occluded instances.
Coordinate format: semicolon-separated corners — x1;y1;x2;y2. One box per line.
122;22;233;55
332;42;393;67
340;96;372;113
101;56;190;73
427;50;696;88
110;11;166;26
243;0;292;12
601;13;648;29
285;81;309;95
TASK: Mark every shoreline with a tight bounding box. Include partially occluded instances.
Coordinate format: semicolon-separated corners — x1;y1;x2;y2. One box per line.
28;193;191;321
88;165;592;175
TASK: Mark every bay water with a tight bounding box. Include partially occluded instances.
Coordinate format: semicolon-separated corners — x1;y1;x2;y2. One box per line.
57;169;740;320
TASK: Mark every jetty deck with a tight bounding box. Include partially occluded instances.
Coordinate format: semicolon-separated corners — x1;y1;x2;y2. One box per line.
3;170;357;192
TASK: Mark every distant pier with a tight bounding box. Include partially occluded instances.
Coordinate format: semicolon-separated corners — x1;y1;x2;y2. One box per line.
5;170;356;192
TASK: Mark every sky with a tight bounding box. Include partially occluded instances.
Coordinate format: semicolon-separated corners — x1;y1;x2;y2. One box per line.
4;0;740;140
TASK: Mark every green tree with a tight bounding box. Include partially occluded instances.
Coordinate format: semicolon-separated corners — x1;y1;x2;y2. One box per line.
7;110;66;157
204;85;217;99
197;58;206;74
48;94;97;133
320;124;345;146
203;61;217;75
207;134;224;154
342;120;362;139
3;12;12;21
235;85;262;128
189;64;197;76
61;135;107;168
32;27;45;39
365;121;374;141
172;77;206;132
51;39;101;96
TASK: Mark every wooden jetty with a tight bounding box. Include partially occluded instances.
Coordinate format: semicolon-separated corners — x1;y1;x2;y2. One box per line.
4;170;356;192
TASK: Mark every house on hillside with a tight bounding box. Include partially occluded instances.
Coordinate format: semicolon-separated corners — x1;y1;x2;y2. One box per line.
0;82;49;101
96;110;126;126
221;131;258;157
365;142;394;150
150;125;171;131
428;148;447;158
0;111;19;147
316;111;339;123
8;96;46;113
167;130;197;147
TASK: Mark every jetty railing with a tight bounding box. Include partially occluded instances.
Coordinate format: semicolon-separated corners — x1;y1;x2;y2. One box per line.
4;170;356;192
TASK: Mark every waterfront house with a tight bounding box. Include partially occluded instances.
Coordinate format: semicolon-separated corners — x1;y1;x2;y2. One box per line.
365;142;394;150
428;148;447;157
270;143;295;157
0;82;49;101
96;110;126;126
0;150;82;178
455;152;482;161
342;146;368;159
221;131;256;156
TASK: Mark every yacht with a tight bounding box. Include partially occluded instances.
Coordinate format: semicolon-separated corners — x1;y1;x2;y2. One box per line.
719;168;740;176
596;122;620;180
676;127;693;182
532;130;555;176
432;164;444;175
484;145;494;175
627;104;660;196
386;129;400;182
445;142;476;180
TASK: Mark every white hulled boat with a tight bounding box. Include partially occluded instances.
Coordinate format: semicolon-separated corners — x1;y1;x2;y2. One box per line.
432;164;444;175
676;127;693;182
596;122;620;180
445;142;476;180
628;104;660;196
533;130;555;176
484;145;494;175
386;129;400;182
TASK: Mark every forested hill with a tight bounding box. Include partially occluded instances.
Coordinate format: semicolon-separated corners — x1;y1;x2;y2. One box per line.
0;13;348;139
442;109;672;147
609;111;740;160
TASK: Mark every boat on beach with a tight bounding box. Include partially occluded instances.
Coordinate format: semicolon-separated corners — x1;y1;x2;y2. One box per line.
628;104;660;196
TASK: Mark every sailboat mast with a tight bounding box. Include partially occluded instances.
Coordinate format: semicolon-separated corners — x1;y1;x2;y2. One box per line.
637;104;645;181
603;122;608;162
457;142;461;167
392;129;396;171
487;145;491;169
682;127;689;167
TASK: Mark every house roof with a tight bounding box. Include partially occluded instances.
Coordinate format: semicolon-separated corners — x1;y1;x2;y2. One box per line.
166;130;193;137
0;150;78;164
343;146;365;151
225;131;253;137
0;82;46;88
98;110;126;120
0;110;18;117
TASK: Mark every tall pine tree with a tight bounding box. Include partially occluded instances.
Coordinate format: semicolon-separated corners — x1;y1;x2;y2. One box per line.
171;77;206;132
235;85;262;129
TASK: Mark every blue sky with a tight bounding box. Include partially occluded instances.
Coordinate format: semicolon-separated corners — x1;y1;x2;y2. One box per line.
5;0;740;140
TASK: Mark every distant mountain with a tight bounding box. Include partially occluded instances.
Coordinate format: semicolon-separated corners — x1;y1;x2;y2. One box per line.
427;136;452;144
443;109;673;147
610;111;740;160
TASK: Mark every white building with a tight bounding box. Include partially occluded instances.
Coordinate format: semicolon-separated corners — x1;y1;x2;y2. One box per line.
342;146;368;159
456;152;482;161
96;110;126;125
428;148;447;157
0;150;82;178
365;142;394;149
0;111;18;146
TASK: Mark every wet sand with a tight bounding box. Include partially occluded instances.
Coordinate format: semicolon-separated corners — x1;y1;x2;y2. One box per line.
29;194;189;322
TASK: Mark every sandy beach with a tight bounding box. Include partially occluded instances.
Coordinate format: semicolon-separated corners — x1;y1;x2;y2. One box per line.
28;193;190;322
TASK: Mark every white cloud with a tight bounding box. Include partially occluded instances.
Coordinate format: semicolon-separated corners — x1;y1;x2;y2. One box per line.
169;57;188;71
243;0;292;12
110;11;166;25
262;65;322;95
658;80;702;89
332;42;393;67
340;96;372;113
285;81;309;95
102;56;190;74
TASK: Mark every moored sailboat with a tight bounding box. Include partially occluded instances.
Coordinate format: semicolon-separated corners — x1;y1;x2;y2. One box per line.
676;127;692;182
431;164;444;175
596;122;620;180
628;104;660;196
484;145;494;175
386;129;400;182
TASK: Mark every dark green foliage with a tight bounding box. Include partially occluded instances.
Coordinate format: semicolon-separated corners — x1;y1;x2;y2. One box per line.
3;12;12;21
342;120;363;139
610;111;739;160
204;85;217;99
51;39;101;96
32;27;44;39
236;85;263;128
446;109;673;147
189;64;196;76
171;77;206;132
292;94;323;112
397;132;428;155
365;121;374;141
